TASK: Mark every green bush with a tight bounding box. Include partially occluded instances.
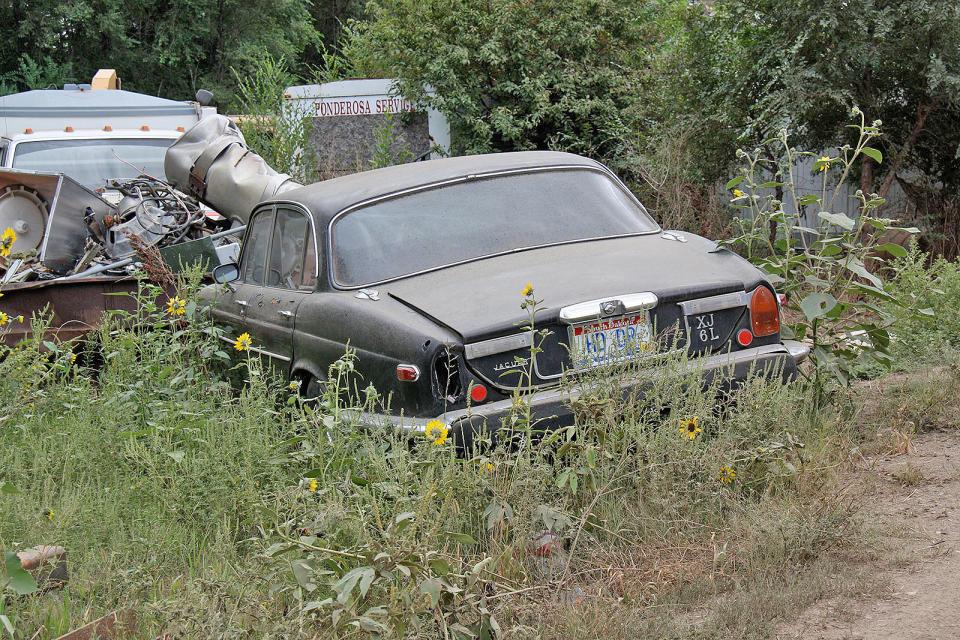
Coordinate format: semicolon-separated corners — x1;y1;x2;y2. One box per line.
887;245;960;359
723;111;927;396
345;0;644;172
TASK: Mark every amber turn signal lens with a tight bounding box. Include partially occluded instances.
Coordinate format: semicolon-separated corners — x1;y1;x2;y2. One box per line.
470;383;488;403
750;287;780;336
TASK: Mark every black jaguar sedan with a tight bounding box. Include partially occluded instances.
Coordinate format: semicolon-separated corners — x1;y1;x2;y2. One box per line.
202;151;808;441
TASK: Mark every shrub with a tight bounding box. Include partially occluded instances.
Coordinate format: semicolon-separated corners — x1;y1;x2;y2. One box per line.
723;109;927;396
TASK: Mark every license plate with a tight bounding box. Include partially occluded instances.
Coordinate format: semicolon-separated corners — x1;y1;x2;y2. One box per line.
569;312;653;369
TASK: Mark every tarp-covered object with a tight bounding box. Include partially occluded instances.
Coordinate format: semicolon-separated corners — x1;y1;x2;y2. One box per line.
164;115;301;225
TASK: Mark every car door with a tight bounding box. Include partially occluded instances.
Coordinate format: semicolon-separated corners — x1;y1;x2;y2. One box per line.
210;206;273;343
243;205;316;371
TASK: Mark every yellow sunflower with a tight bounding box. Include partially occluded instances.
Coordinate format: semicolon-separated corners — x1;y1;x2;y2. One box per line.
167;296;187;316
719;466;736;484
0;227;16;257
679;416;702;440
425;419;449;446
233;332;252;351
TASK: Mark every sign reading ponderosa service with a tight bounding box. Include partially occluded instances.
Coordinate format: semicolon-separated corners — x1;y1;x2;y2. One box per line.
284;79;450;179
312;96;416;117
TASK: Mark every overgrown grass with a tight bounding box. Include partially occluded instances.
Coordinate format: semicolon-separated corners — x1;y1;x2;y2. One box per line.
0;268;953;638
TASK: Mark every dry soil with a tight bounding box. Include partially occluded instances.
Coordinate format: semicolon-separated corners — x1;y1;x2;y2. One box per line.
778;430;960;640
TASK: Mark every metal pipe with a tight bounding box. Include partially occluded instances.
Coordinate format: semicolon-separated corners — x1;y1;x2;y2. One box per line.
60;224;246;281
61;256;134;280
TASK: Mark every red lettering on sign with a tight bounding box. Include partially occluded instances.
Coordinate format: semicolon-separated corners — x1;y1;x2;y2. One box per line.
313;97;416;117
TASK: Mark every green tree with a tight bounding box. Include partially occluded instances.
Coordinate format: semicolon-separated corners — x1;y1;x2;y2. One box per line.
346;0;648;170
0;0;320;110
673;0;960;199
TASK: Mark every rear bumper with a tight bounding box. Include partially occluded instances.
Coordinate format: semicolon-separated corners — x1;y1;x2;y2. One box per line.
360;341;810;441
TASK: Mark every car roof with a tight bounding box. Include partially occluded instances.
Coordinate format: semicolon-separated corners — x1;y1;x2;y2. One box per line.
275;150;607;223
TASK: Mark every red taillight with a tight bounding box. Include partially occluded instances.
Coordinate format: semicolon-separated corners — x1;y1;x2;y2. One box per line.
470;383;488;403
751;287;780;336
737;329;754;346
396;364;420;382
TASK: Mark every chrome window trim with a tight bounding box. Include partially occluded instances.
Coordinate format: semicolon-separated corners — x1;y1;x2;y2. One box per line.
326;165;662;290
251;200;320;291
237;205;275;285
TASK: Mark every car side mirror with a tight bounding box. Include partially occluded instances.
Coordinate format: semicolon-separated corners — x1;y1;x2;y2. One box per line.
213;262;239;284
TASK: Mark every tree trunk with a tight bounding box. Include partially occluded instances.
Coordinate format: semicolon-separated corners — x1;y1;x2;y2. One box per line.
860;156;874;197
879;98;938;199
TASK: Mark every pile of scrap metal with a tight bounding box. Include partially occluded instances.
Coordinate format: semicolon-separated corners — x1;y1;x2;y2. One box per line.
0;115;300;344
0;169;237;284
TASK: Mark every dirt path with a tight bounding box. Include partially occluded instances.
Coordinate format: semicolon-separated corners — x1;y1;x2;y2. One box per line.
778;431;960;639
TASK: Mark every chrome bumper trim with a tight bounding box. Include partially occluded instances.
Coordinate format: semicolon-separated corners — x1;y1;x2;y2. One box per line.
783;339;810;363
359;342;805;433
464;332;533;359
678;291;748;315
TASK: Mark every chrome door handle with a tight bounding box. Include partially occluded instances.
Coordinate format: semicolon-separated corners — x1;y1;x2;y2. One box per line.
278;310;294;318
236;300;248;307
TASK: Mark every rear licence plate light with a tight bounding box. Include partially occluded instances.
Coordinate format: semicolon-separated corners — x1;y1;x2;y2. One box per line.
569;311;653;369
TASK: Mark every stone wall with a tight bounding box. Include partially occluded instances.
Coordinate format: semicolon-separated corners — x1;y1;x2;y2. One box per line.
305;111;432;179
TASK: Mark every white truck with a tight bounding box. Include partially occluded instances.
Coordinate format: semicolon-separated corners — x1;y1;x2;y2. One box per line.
0;69;213;190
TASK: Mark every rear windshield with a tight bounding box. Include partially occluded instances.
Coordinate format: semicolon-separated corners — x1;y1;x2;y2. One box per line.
12;138;174;188
331;168;658;287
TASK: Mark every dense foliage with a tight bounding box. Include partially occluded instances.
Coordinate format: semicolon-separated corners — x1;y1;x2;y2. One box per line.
3;0;960;244
0;0;333;108
672;1;960;244
345;0;648;171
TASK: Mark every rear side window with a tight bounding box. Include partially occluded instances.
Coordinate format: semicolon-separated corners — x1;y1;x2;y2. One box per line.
301;228;317;289
242;209;273;284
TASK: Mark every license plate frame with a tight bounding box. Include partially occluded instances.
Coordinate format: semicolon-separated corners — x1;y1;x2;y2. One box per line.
568;311;654;370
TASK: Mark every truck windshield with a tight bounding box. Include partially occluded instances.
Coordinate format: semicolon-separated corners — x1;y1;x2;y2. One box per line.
11;138;175;188
331;168;660;287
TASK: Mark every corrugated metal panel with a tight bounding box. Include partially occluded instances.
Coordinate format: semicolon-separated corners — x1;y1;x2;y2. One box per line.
733;151;909;227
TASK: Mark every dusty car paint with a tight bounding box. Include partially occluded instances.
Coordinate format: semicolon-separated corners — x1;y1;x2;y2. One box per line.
201;150;809;441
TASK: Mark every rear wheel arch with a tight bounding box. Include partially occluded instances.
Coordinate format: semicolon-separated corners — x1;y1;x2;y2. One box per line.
290;360;325;396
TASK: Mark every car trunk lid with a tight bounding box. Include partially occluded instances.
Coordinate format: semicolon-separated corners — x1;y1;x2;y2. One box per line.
384;233;770;389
